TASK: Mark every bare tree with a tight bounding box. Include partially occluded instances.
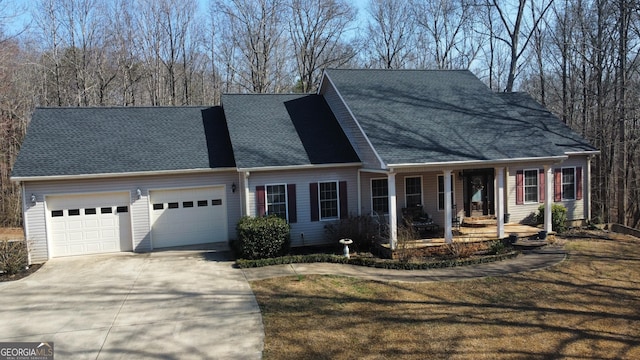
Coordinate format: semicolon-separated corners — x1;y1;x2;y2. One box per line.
288;0;358;92
365;0;415;69
489;0;554;92
216;0;291;93
411;0;483;69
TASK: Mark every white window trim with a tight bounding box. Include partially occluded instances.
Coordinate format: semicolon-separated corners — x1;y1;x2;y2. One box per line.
404;176;423;208
523;168;539;204
265;183;288;221
561;167;576;201
371;177;389;215
437;174;456;212
318;180;340;221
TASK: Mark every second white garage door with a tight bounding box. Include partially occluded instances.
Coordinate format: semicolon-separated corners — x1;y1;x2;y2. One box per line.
150;186;228;248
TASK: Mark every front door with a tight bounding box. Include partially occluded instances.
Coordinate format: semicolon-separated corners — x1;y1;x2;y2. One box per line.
463;169;495;217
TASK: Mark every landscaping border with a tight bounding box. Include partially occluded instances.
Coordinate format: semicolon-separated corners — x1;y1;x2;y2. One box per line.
236;250;520;270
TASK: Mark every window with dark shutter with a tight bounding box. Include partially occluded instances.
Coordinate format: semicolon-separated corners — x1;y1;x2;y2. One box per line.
515;170;524;205
256;186;266;217
287;184;297;223
310;183;319;221
339;181;348;219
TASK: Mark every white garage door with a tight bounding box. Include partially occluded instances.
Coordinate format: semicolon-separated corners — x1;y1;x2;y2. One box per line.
150;186;227;248
47;193;132;257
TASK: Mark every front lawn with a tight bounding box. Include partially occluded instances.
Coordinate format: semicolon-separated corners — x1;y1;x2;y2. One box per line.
251;235;640;359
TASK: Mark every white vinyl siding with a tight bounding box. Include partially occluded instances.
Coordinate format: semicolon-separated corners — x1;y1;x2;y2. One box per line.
507;156;587;224
247;167;359;247
23;171;240;262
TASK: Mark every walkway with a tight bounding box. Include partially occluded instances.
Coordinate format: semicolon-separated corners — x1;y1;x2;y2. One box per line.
242;247;566;283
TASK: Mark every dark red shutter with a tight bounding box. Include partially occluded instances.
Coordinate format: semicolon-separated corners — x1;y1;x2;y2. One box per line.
256;186;266;216
287;184;297;223
576;167;583;200
539;169;545;203
554;168;562;201
310;183;319;222
516;170;524;205
339;181;348;219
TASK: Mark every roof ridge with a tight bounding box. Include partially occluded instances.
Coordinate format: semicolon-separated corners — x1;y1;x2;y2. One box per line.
325;68;470;72
34;105;214;110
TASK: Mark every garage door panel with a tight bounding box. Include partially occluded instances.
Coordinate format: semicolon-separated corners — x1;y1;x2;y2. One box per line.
47;193;131;257
150;186;227;248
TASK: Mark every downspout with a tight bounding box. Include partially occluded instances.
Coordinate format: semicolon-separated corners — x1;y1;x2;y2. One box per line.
21;182;32;265
243;171;251;217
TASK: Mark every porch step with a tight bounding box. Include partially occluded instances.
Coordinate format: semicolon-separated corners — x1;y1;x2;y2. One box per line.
462;217;497;227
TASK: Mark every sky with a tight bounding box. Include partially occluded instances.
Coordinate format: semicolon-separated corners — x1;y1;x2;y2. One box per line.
2;0;371;38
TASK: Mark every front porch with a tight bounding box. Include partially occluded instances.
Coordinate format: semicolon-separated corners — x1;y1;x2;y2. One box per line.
380;223;545;249
360;164;557;250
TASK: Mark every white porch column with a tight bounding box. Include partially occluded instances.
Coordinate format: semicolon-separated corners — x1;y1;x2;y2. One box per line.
388;172;398;249
243;171;251;217
495;167;505;238
444;170;453;244
544;165;553;233
586;156;592;221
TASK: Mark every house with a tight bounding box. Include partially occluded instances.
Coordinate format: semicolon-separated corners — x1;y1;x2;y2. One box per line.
11;69;598;263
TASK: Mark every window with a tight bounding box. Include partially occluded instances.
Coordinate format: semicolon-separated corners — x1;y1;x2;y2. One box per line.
562;168;575;200
319;182;339;220
69;209;80;216
183;201;194;208
101;207;112;214
153;203;164;210
116;206;128;213
371;179;389;214
51;210;63;217
197;200;208;207
524;169;538;203
84;208;97;215
167;202;179;209
405;177;422;208
266;185;287;219
437;174;455;211
211;199;222;206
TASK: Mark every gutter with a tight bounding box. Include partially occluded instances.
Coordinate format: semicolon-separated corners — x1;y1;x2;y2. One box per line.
387;155;568;170
237;162;362;173
11;167;238;183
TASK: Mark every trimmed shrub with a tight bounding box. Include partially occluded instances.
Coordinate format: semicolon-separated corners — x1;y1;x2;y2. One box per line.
236;216;290;260
0;239;28;275
324;215;378;252
535;204;568;233
488;240;507;255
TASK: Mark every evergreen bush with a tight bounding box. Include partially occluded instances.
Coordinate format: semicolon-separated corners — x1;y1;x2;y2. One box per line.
236;216;290;260
535;204;568;233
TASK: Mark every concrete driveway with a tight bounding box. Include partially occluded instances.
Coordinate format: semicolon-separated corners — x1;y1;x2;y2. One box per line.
0;248;264;359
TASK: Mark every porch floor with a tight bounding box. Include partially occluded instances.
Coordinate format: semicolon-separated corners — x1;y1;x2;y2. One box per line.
382;223;547;249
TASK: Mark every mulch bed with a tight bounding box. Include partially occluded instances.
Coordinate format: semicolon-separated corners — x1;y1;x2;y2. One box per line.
0;263;43;282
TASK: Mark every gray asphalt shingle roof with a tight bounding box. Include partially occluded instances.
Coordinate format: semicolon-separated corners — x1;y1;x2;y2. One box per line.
497;92;597;153
12;106;235;178
325;69;584;165
222;94;359;169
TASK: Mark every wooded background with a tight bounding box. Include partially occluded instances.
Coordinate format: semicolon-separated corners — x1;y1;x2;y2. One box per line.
0;0;638;228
